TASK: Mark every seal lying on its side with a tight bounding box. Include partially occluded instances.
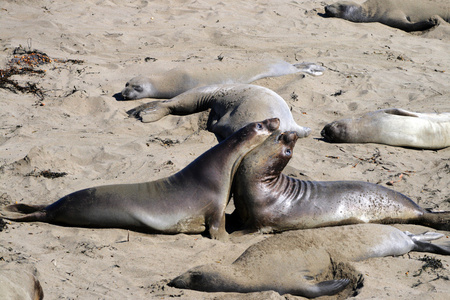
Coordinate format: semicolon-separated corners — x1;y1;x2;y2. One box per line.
232;130;450;233
0;118;280;241
324;0;450;32
169;224;450;297
128;84;311;142
321;108;450;149
121;60;325;100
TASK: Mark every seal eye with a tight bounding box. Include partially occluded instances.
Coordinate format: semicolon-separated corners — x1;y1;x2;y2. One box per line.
256;123;263;130
285;149;292;156
134;86;143;93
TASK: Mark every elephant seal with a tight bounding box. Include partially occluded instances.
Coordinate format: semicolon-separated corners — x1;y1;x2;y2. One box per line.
324;0;450;32
121;60;325;100
128;84;311;142
0;118;280;240
232;130;450;233
169;224;450;297
0;264;44;300
321;108;450;149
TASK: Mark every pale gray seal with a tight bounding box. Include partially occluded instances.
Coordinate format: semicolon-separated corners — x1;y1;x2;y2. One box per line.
0;118;280;241
324;0;450;32
121;60;325;100
232;130;450;233
0;264;44;300
169;224;450;297
321;108;450;149
128;84;311;142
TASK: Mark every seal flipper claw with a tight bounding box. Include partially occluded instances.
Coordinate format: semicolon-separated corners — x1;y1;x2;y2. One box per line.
299;278;350;298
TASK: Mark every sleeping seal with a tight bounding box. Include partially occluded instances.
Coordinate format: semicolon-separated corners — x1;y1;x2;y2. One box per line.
0;118;280;240
169;224;450;297
232;130;450;232
321;108;450;149
121;60;324;100
128;84;311;141
324;0;450;32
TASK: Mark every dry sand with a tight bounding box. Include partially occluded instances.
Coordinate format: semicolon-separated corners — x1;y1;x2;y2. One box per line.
0;0;449;299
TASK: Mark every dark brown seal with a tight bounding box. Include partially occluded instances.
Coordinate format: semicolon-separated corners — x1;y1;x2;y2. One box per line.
169;224;450;297
0;118;280;240
232;130;450;232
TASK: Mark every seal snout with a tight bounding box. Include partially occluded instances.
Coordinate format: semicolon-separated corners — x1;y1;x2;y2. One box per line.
266;117;281;131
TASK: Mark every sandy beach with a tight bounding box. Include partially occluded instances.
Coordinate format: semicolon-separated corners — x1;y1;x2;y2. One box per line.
0;0;449;299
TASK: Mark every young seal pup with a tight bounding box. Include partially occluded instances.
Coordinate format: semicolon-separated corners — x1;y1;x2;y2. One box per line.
169;224;450;297
232;130;450;232
128;84;311;142
121;60;325;100
321;108;450;149
324;0;450;32
0;118;280;241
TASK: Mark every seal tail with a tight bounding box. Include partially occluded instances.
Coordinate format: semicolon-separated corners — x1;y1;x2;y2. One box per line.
1;204;47;222
420;211;450;231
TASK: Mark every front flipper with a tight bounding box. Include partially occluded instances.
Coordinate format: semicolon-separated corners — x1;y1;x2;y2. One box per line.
293;278;350;298
127;100;170;122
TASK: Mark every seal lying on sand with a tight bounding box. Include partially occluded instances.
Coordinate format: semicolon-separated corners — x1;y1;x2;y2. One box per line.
232;130;450;233
121;60;325;100
128;84;311;142
0;119;280;240
324;0;450;32
0;264;44;300
169;224;450;297
321;108;450;149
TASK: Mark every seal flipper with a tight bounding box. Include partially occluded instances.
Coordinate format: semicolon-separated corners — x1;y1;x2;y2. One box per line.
412;241;450;256
420;211;450;231
294;278;350;298
1;204;47;222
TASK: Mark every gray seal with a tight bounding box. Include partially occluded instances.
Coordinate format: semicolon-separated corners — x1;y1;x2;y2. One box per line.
324;0;450;32
0;118;280;241
321;108;450;149
232;130;450;233
128;84;311;142
121;60;325;100
169;224;450;297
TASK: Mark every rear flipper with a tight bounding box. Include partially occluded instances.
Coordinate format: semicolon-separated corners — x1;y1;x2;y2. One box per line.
420;211;450;231
293;63;325;76
412;240;450;256
1;204;47;222
295;278;350;298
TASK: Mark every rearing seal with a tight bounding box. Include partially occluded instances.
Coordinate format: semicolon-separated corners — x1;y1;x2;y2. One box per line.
232;130;450;232
121;60;325;100
321;108;450;149
128;84;311;142
0;118;280;240
324;0;450;32
169;224;450;297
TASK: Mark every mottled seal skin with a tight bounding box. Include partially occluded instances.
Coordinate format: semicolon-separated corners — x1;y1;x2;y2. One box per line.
169;224;450;297
324;0;450;32
321;108;450;149
121;60;325;100
232;130;450;233
0;118;280;241
128;84;311;142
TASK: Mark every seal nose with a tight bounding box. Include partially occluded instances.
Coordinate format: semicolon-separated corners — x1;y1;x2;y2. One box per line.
266;118;280;131
280;131;298;143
